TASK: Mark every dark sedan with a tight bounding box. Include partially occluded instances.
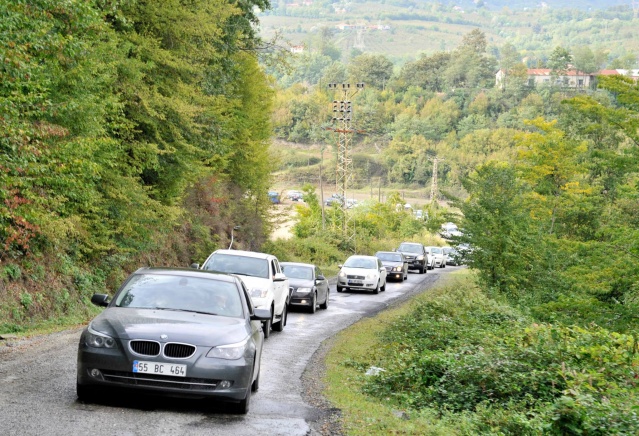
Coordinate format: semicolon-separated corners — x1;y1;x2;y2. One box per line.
281;262;329;313
376;251;408;281
76;267;271;414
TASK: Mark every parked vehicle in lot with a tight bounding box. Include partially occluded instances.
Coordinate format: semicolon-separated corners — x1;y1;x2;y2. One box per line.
337;255;387;294
281;262;329;313
267;191;280;204
442;246;461;266
286;190;304;201
396;242;429;274
195;249;289;338
325;193;344;207
375;251;408;281
424;246;446;269
76;267;271;414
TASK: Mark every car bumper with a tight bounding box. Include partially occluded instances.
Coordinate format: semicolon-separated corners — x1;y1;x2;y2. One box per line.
337;278;378;290
77;344;254;401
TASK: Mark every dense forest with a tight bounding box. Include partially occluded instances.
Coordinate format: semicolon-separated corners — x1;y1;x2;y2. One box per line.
0;0;275;332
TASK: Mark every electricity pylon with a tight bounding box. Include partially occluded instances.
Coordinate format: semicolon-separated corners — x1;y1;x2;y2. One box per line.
327;82;365;241
428;157;444;204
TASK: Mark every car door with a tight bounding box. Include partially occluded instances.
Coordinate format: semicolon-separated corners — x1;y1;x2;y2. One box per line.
315;266;328;302
377;259;387;285
240;280;263;375
271;259;288;316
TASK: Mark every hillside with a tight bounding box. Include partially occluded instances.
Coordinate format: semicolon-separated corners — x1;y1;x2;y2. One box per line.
258;0;639;63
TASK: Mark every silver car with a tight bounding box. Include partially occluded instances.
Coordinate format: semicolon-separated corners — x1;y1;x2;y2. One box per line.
76;268;271;414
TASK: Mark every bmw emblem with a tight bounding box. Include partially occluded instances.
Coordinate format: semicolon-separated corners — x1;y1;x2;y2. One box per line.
160;334;168;340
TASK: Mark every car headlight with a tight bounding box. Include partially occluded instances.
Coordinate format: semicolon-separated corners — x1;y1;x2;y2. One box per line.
295;287;312;294
251;288;269;298
338;271;346;278
366;273;376;280
86;326;117;349
416;255;424;260
393;266;402;271
207;338;249;360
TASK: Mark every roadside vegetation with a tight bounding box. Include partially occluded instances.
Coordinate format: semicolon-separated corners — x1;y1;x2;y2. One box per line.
325;272;639;435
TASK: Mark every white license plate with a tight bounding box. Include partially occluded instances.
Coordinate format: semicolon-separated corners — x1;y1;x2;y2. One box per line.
348;280;363;285
133;360;186;377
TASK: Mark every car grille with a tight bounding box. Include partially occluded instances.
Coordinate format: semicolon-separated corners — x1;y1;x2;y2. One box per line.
347;275;365;280
404;255;415;260
165;343;196;359
101;370;218;391
384;266;393;271
130;340;160;356
129;341;196;359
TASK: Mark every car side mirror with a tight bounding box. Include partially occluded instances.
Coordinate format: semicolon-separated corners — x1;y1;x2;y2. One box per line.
273;272;287;282
190;263;200;269
338;264;343;268
251;308;273;321
91;294;110;307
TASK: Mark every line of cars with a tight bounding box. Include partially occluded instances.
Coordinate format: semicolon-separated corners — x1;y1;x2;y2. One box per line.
76;241;462;414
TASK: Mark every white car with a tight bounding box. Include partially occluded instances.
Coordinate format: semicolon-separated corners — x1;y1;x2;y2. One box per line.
337;255;387;294
424;246;446;269
196;249;289;338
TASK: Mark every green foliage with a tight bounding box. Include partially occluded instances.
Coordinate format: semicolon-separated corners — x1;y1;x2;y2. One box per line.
355;281;639;433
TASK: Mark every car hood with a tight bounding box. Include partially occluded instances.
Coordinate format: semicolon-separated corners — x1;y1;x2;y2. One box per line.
90;308;249;346
287;278;314;289
237;275;271;290
381;260;403;267
340;266;377;276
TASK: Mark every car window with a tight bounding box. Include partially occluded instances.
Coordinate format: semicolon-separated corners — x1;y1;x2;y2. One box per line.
376;252;402;262
398;243;422;253
114;273;243;317
343;257;377;269
203;253;269;279
240;281;254;316
282;264;313;280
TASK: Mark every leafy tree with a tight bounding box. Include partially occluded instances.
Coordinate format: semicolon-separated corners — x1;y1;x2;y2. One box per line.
347;54;394;90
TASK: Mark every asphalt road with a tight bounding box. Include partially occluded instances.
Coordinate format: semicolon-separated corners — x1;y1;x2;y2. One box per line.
0;266;461;436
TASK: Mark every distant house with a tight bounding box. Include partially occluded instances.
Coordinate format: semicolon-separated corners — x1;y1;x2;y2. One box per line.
495;68;638;89
290;45;305;54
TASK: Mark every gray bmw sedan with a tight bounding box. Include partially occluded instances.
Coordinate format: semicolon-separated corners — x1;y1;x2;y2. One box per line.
76;267;271;414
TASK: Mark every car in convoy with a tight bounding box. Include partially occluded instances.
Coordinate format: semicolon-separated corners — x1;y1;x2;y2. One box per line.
424;246;446;269
375;251;408;281
442;246;461;266
281;262;329;313
440;222;462;239
395;242;429;274
268;191;281;204
76;267;271;414
337;255;387;294
194;249;289;338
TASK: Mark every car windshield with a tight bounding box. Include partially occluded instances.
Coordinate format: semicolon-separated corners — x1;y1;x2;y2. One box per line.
398;243;422;253
282;265;313;280
343;257;377;269
203;253;269;279
114;274;243;317
376;252;402;262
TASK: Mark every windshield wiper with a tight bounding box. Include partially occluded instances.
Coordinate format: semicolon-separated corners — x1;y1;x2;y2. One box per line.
149;307;220;316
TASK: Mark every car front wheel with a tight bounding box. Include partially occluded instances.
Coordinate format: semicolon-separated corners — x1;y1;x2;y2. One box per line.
273;304;286;332
263;308;273;339
309;293;317;314
320;291;329;309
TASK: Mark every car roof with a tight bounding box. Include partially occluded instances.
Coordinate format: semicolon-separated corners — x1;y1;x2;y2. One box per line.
375;251;400;255
210;249;274;260
281;261;315;268
346;255;377;260
133;267;238;283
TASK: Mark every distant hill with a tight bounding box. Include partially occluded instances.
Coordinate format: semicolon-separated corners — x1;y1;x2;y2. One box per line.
258;0;638;64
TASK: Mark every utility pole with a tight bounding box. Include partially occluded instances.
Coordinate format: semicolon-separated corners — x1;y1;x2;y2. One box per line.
319;145;325;230
327;82;365;241
428;157;444;204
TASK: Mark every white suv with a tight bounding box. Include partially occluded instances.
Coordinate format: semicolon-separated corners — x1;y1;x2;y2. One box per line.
195;249;289;338
424;246;446;269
